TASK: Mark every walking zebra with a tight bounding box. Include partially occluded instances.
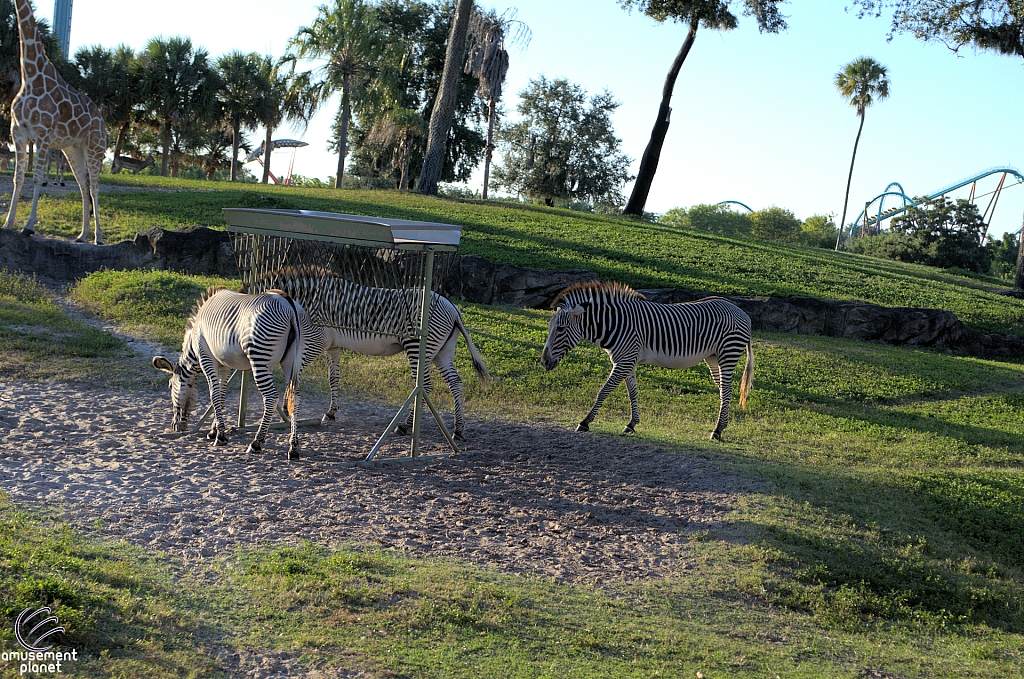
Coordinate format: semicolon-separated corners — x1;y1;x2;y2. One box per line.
249;266;489;441
541;281;754;440
152;288;322;459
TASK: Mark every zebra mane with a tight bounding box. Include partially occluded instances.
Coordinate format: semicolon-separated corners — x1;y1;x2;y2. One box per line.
184;286;229;334
551;280;646;309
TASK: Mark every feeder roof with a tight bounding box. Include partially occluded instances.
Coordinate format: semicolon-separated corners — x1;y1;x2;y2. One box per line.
222;208;462;251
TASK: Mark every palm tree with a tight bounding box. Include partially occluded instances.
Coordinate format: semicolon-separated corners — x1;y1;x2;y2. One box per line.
137;36;220;176
217;51;263;181
466;10;529;199
285;0;397;189
253;56;302;184
834;57;890;249
367;107;426;190
72;44;140;172
417;0;474;196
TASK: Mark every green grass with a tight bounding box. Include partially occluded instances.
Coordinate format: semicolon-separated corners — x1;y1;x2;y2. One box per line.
2;503;1022;678
0;271;147;386
64;269;1024;673
8;174;1024;335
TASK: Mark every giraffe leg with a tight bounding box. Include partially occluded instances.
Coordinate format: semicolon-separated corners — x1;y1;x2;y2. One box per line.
21;141;51;235
86;143;103;244
3;138;28;230
61;146;93;243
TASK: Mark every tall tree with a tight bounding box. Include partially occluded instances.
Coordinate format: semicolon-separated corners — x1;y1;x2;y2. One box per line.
137;36;220;176
253;56;301;185
492;76;633;207
217;51;264;181
834;57;889;250
852;1;1024;286
417;0;474;195
367;107;427;189
285;0;397;189
618;1;787;217
466;10;529;199
70;44;140;171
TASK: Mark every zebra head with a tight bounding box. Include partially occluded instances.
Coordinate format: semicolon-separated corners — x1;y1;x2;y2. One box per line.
152;356;199;432
542;304;586;371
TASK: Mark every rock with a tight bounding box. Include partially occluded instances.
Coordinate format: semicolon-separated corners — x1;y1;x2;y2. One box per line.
444;255;598;308
0;226;236;282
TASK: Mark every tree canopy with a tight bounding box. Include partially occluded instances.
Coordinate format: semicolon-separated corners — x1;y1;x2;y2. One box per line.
853;1;1024;57
492;76;633;207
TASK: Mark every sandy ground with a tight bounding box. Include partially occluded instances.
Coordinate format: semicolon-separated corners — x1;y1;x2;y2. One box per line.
0;375;743;584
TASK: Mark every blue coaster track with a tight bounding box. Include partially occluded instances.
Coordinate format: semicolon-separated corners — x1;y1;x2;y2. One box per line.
843;167;1024;241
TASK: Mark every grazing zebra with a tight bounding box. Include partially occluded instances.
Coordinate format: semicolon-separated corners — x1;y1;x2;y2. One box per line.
541;281;754;440
249;266;489;441
152;287;322;459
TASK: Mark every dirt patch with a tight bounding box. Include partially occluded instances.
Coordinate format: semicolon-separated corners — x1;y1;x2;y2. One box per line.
0;378;746;584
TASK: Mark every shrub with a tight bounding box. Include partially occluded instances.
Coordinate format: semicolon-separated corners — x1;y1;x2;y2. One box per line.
750;206;802;243
987;232;1019;283
800;214;839;249
659;204;752;238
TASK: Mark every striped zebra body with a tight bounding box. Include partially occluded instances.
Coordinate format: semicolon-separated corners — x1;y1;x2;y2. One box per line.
153;288;323;459
258;269;488;440
542;282;754;440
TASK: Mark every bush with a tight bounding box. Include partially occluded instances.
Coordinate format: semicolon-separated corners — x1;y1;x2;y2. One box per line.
987;232;1019;283
659;204;752;238
800;214;839;249
850;198;992;274
750;206;802;243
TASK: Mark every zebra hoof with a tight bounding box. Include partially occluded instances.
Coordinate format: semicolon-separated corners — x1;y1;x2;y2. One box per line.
395;424;410;436
206;428;218;441
575;422;590;433
287;447;300;460
213;434;229;446
322;412;336;423
454;431;466;442
246;441;261;454
621;425;636;436
709;431;722;441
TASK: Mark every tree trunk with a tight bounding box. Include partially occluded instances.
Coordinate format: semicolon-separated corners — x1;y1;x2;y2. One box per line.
482;97;496;199
111;122;130;173
334;75;351;189
399;135;412;190
836;111;867;250
262;126;273;184
417;0;474;196
160;120;171;176
623;16;698;218
230;116;240;181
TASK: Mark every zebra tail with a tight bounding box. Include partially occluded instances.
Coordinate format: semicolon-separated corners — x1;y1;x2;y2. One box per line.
454;313;490;383
739;340;754;410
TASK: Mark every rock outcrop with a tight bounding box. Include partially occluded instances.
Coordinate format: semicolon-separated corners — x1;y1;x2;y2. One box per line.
2;227;1020;359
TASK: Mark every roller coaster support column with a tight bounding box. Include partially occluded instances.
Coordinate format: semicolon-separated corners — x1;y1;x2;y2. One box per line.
1015;210;1024;291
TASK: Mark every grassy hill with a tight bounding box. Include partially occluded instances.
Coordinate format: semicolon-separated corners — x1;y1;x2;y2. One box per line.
9;173;1024;336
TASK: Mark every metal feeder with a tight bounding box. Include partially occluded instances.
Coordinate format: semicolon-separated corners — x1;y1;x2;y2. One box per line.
223;208;462;460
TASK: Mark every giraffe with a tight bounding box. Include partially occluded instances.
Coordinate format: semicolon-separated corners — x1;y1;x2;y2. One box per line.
3;0;106;244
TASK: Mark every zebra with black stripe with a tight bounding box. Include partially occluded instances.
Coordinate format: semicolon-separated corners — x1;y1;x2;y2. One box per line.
152;287;323;459
251;266;489;441
541;281;754;440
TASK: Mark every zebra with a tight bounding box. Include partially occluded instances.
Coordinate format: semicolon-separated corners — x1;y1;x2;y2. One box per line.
541;281;754;440
248;266;489;441
152;287;323;459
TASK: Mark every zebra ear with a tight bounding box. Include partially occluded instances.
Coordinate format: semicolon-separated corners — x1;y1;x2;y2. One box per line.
568;304;586;317
152;356;175;374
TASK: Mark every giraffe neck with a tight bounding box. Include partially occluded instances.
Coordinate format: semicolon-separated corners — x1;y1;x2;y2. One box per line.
14;0;50;88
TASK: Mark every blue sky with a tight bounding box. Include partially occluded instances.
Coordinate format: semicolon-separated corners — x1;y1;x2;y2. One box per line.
47;0;1024;237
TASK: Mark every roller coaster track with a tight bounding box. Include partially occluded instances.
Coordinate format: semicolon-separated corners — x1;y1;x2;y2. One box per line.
845;167;1024;241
